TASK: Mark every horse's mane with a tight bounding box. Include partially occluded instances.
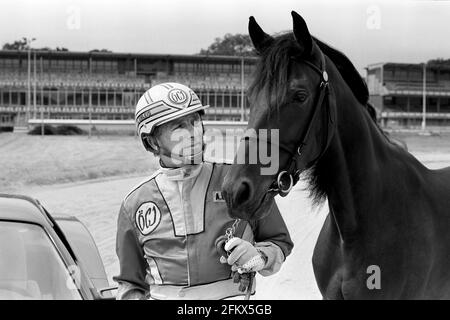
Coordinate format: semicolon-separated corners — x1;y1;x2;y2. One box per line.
312;37;382;126
312;36;369;106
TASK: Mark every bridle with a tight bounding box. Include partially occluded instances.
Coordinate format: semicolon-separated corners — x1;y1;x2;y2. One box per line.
261;49;336;197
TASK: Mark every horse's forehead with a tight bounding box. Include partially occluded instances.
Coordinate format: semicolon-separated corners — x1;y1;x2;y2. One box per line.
290;62;319;81
250;89;270;112
289;77;309;88
253;84;281;106
248;88;271;122
250;69;308;103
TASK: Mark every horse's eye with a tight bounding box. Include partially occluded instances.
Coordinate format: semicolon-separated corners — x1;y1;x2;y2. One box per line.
293;91;308;103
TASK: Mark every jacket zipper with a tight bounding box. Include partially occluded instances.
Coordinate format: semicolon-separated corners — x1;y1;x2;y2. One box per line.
181;181;191;287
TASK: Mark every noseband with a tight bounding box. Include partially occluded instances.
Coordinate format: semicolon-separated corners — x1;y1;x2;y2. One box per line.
267;50;336;196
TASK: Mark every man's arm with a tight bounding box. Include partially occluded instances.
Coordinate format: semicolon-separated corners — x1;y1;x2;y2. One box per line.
113;203;149;300
253;200;294;276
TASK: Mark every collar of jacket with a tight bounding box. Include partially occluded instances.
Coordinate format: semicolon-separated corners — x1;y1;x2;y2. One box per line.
159;162;204;181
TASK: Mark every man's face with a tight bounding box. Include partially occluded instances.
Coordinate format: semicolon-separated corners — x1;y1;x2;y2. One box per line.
155;112;204;164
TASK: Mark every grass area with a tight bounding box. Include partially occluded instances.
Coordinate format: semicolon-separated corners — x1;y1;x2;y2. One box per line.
0;133;159;191
1;131;449;191
390;132;450;153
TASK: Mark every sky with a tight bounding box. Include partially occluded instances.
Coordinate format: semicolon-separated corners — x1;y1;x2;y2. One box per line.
0;0;449;74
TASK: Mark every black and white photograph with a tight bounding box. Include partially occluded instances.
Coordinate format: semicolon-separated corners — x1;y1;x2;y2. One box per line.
0;0;450;303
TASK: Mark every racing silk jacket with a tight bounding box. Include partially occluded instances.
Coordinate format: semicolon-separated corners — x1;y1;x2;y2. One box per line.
114;161;293;300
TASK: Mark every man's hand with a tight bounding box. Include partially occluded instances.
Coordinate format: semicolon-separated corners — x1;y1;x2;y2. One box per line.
219;237;267;273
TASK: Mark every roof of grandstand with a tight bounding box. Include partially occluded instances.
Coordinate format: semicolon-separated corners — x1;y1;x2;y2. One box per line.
0;49;258;63
367;61;450;71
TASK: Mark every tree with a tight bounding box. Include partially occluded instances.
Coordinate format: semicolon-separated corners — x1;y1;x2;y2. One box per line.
2;39;28;50
199;33;256;56
89;49;112;53
2;39;70;51
427;58;450;68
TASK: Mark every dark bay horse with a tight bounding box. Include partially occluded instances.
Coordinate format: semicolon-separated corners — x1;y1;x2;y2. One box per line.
222;11;450;299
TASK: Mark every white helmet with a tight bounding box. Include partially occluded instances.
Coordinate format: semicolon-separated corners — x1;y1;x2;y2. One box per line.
135;82;209;138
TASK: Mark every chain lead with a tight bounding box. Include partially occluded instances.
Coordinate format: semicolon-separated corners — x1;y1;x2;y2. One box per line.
225;219;240;242
223;218;253;301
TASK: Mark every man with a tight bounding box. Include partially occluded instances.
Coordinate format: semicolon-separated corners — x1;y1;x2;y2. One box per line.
114;82;293;300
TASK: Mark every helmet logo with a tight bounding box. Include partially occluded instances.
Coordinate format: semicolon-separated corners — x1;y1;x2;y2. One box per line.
168;89;188;105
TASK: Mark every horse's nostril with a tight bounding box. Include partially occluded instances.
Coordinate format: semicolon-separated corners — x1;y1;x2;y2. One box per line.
234;181;252;207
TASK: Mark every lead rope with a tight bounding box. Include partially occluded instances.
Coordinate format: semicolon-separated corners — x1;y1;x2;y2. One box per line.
223;218;255;301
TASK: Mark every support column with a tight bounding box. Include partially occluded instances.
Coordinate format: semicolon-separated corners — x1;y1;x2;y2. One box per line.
406;96;410;127
33;52;37;119
89;88;92;138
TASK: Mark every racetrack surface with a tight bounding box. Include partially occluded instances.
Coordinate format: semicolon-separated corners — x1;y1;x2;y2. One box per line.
3;132;450;299
19;176;327;299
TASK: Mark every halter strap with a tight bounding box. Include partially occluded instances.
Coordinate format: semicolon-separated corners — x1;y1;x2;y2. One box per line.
269;49;336;196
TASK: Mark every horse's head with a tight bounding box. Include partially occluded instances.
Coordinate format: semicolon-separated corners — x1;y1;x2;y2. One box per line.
222;11;337;220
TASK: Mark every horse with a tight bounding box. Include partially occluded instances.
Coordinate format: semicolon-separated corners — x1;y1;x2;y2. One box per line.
222;11;450;299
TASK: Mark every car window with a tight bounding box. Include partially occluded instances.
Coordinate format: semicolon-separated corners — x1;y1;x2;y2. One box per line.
0;221;82;300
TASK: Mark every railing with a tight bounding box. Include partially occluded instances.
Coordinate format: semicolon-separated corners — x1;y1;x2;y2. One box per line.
0;71;147;89
145;72;250;91
26;119;248;134
381;111;450;119
0;71;250;91
384;81;450;95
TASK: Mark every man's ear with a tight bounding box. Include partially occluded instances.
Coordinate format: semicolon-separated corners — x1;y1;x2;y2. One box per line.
142;134;159;154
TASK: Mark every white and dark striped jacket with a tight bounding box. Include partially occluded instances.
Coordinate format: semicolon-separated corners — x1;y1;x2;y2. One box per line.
114;161;293;300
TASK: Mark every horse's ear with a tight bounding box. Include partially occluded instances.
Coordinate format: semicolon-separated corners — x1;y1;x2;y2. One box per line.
291;11;313;56
248;16;273;54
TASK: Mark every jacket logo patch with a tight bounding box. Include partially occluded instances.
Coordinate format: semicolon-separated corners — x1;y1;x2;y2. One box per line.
135;202;161;235
213;191;225;202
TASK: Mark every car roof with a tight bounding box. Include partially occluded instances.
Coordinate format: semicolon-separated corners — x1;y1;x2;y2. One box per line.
0;193;53;227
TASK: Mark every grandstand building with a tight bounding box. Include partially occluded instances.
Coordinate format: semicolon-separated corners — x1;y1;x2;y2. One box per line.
0;50;257;130
366;62;450;128
3;51;450;132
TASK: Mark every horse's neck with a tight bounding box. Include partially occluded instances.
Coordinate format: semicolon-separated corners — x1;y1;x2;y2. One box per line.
318;73;391;242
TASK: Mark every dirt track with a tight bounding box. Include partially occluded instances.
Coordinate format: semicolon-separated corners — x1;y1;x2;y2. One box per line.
17;154;450;299
20;176;327;299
